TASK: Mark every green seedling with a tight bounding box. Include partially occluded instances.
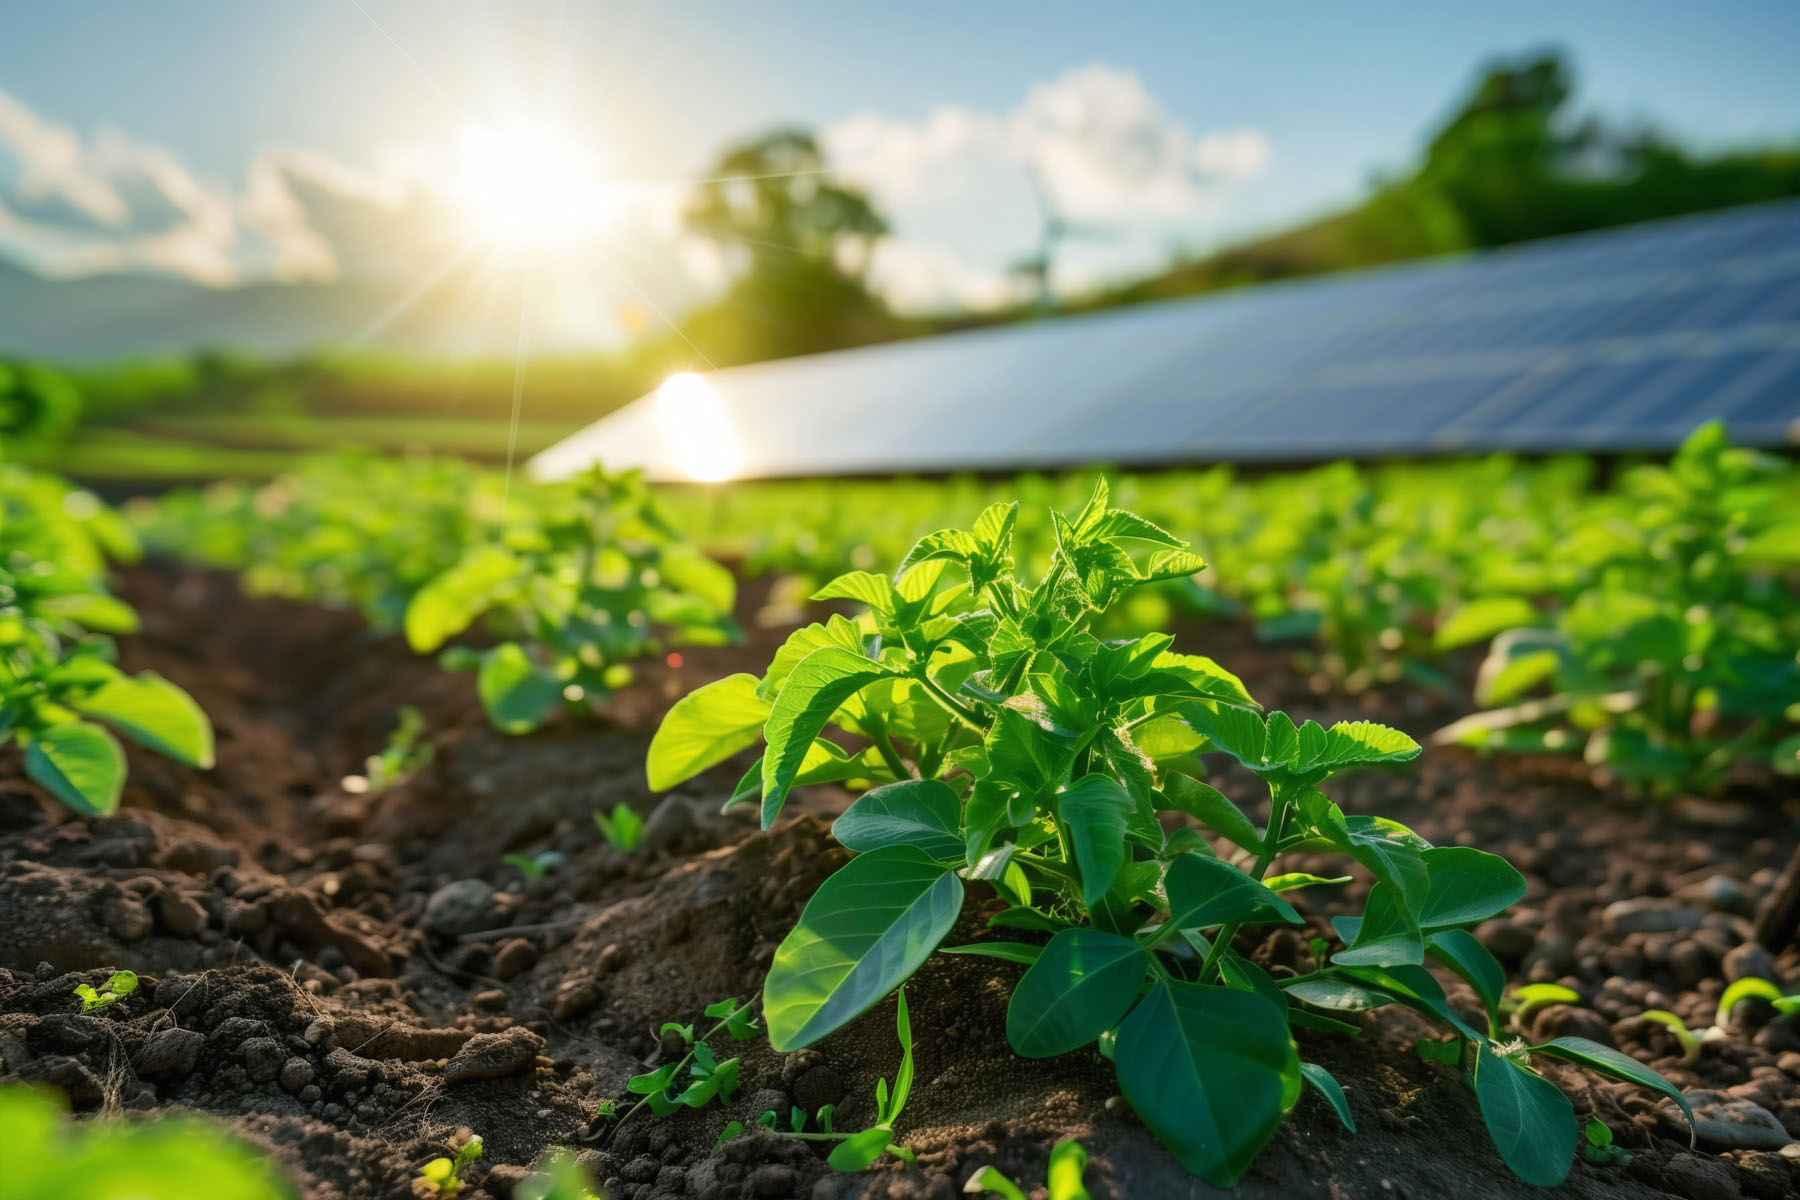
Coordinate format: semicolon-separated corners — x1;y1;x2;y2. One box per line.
1440;421;1800;795
2;1081;293;1200
502;850;562;882
710;991;919;1171
619;997;758;1121
1582;1117;1630;1165
593;803;645;853
1503;982;1582;1027
73;970;137;1013
343;705;432;794
1;465;214;816
649;484;1693;1188
963;1140;1091;1199
135;455;738;737
1636;977;1797;1067
414;1133;483;1198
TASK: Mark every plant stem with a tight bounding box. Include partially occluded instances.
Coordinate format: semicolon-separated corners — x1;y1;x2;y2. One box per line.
1198;789;1291;982
914;670;988;733
613;999;756;1132
864;715;912;780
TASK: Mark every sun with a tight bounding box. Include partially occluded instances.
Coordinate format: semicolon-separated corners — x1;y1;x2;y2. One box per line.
455;122;623;248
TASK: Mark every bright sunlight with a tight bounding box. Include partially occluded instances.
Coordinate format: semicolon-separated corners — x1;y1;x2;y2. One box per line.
454;122;624;248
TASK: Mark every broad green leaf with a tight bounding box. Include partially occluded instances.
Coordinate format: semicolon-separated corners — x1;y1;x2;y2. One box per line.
404;545;518;652
1281;977;1397;1012
1531;1038;1694;1147
649;673;772;791
25;720;126;815
1418;847;1526;930
1299;1062;1356;1132
1343;964;1484;1042
71;671;213;768
1474;1044;1575;1187
826;1126;892;1171
1006;929;1148;1058
477;643;563;735
659;545;737;613
1435;597;1540;651
1314;721;1422;771
39;591;139;634
1159;773;1261;854
1428;929;1506;1035
761;647;890;828
1331;883;1424;967
1114;980;1299;1187
1047;1139;1091;1200
763;846;961;1051
833;779;963;862
1164;851;1300;930
1058;775;1133;906
812;571;894;612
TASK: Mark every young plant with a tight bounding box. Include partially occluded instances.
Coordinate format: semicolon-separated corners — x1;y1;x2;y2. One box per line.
73;969;138;1013
1637;976;1799;1066
593;803;645;853
964;1140;1091;1200
342;705;432;794
711;990;919;1172
414;1133;483;1199
406;465;738;734
1439;421;1800;795
619;997;759;1120
648;484;1692;1187
1;466;214;815
502;850;562;882
1582;1118;1629;1165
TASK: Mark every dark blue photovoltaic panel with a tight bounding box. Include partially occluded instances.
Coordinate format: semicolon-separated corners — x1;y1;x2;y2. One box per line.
532;200;1800;482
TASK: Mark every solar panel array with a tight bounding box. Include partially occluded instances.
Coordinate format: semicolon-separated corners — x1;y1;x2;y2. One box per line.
531;200;1800;482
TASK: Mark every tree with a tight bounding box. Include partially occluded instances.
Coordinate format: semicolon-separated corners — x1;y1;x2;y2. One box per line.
671;129;904;365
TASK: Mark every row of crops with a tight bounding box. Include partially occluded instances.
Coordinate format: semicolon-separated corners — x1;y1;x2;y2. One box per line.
3;424;1797;1190
134;421;1800;794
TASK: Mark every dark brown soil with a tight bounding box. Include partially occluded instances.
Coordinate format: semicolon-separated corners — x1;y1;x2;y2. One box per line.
2;563;1797;1200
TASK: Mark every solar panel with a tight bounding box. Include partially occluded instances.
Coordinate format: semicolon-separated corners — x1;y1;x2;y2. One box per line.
530;200;1800;482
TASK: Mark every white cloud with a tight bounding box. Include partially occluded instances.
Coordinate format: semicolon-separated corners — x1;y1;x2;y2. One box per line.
824;64;1270;312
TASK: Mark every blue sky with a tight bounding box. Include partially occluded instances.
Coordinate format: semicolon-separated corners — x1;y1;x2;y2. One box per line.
2;1;1796;323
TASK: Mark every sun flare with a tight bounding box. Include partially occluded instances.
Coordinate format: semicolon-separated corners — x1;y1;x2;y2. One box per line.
455;122;623;248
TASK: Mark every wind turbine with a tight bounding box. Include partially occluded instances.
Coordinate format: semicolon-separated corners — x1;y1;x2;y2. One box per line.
1010;159;1118;315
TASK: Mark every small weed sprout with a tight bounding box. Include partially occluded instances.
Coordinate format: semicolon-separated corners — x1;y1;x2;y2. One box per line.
964;1140;1091;1199
73;969;137;1013
414;1132;483;1198
502;850;563;882
593;803;645;853
343;705;432;794
1582;1118;1630;1165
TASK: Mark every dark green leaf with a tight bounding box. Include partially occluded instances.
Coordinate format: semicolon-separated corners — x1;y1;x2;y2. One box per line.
1059;775;1133;906
1474;1044;1575;1187
1418;847;1526;930
761;647;890;828
1531;1038;1695;1147
1164;852;1300;931
1006;929;1149;1058
833;779;963;862
1159;774;1261;854
763;847;961;1051
1299;1062;1356;1132
1114;980;1299;1186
